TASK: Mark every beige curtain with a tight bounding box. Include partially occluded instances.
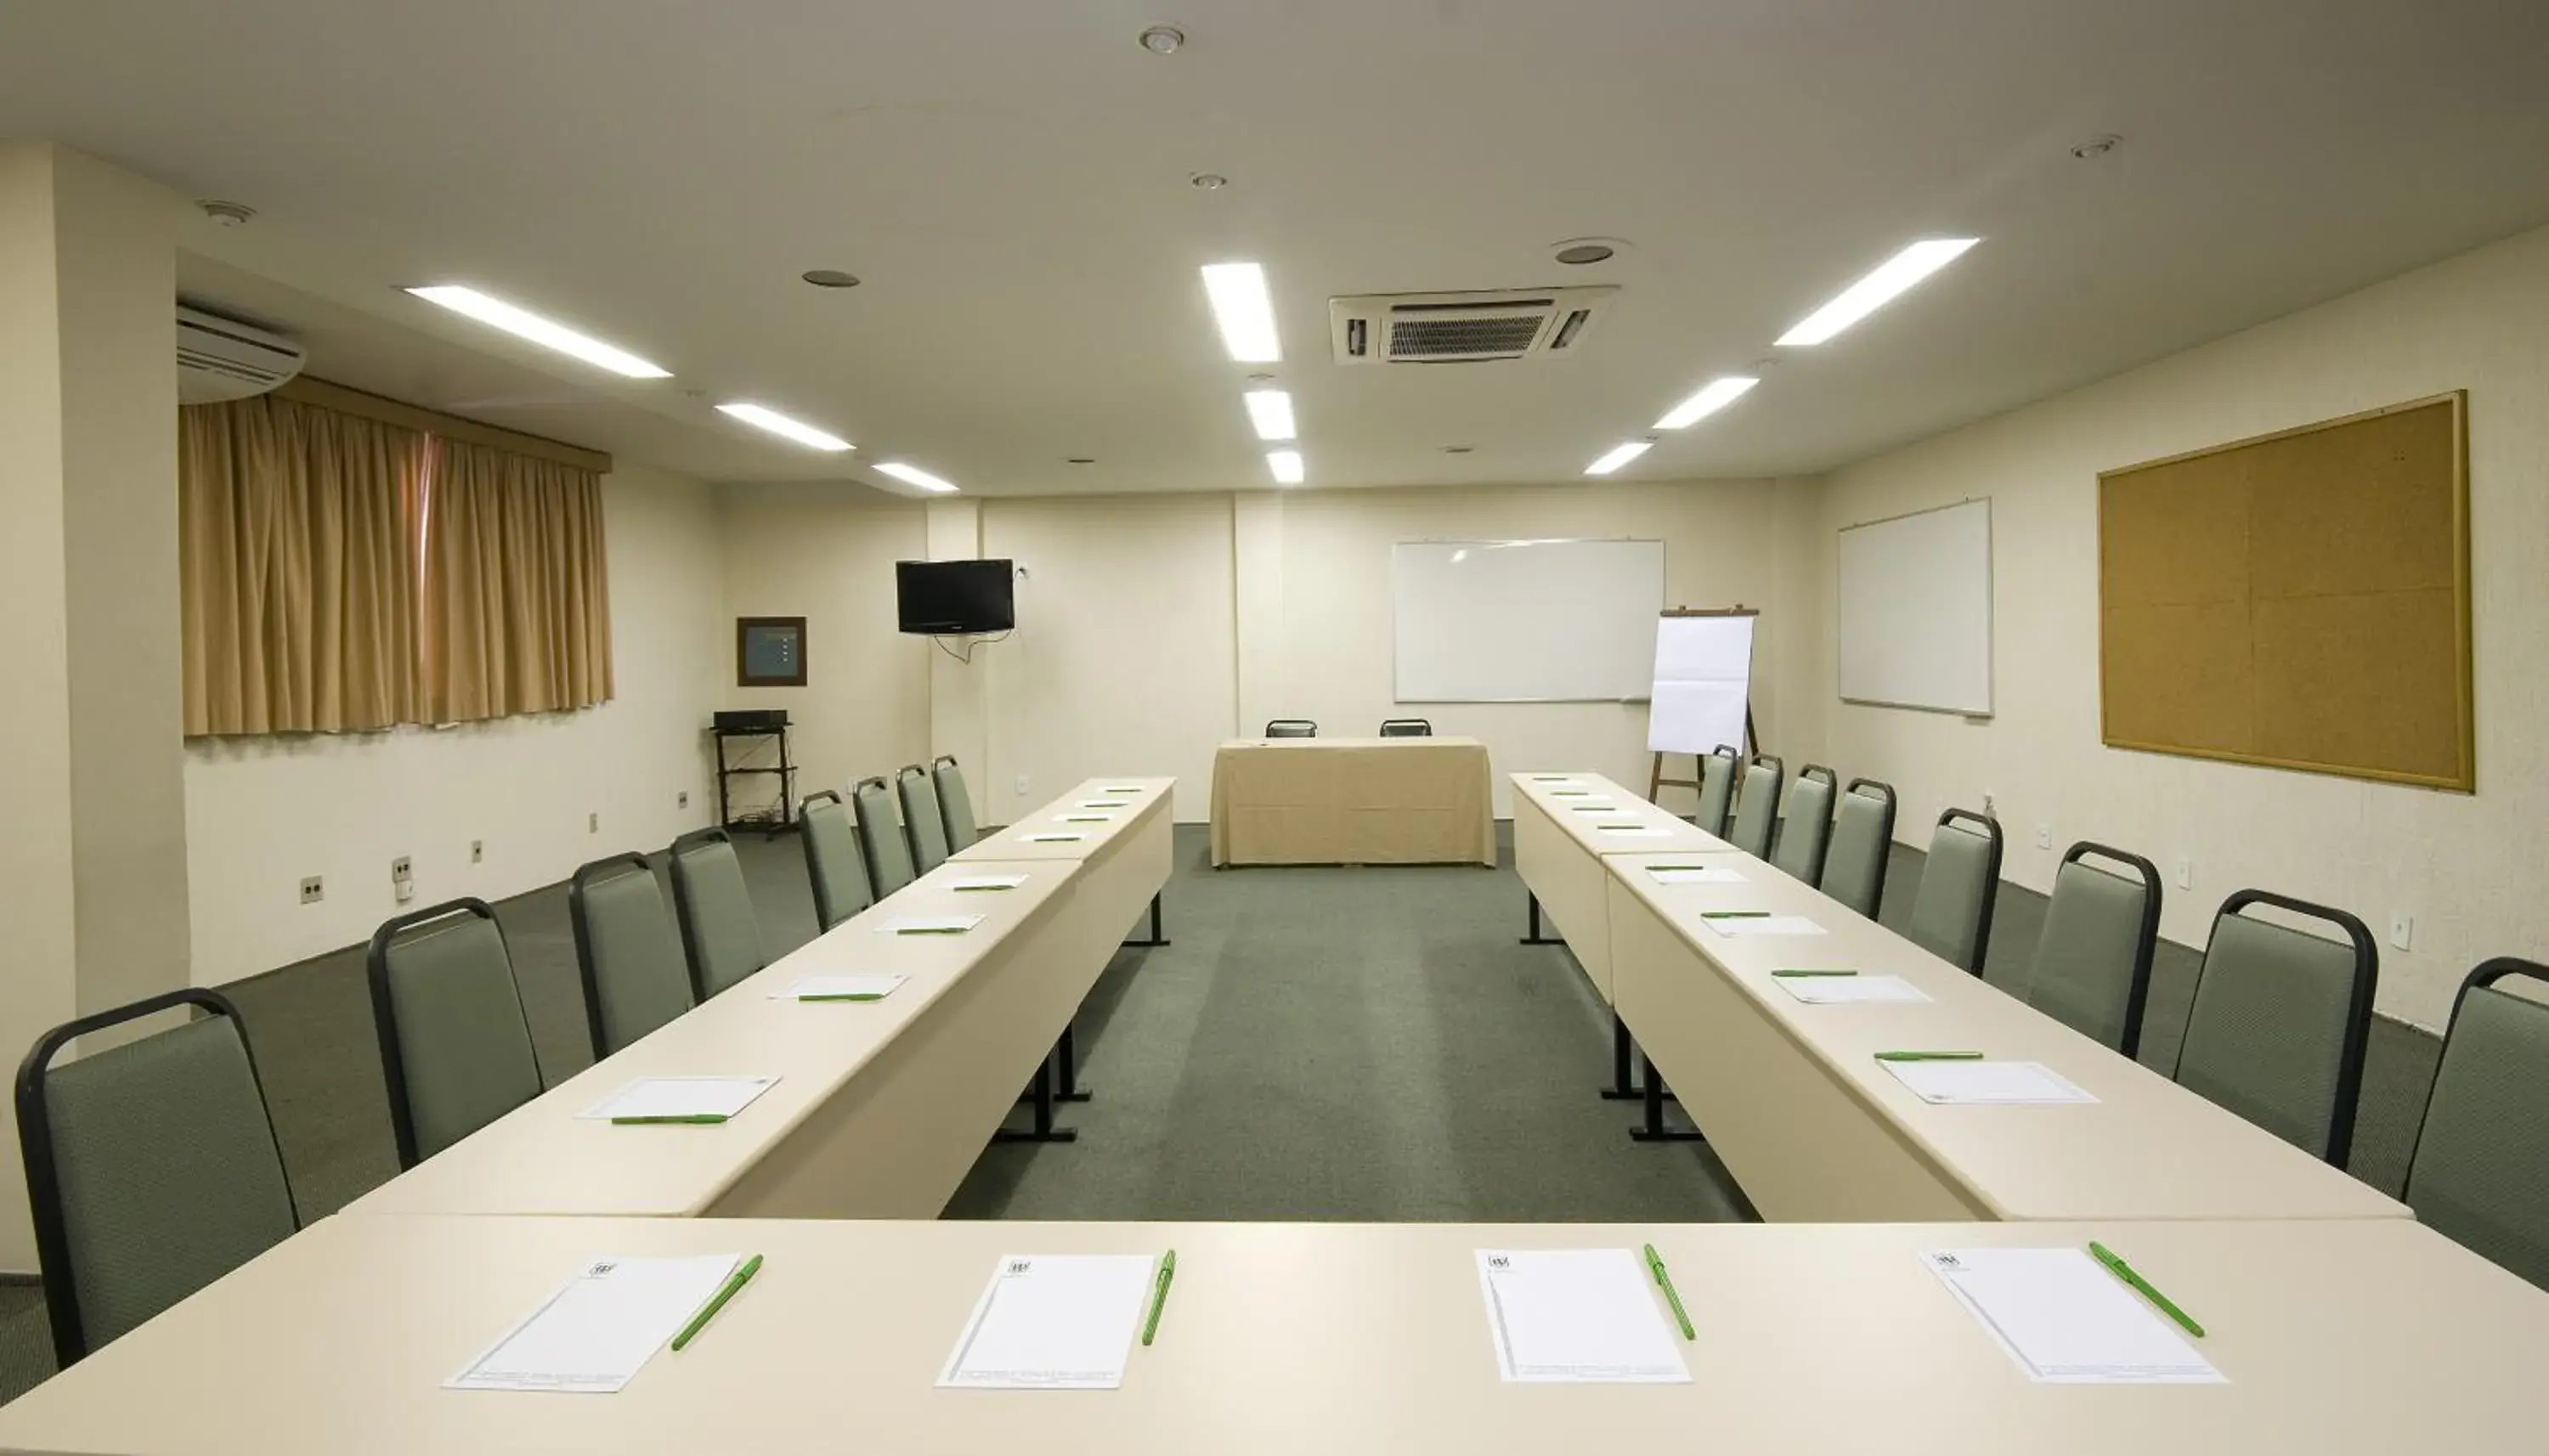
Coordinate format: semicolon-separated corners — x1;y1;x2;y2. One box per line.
179;398;423;735
421;438;613;722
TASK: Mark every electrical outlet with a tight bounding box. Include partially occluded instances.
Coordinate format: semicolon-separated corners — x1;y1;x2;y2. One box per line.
1015;775;1030;797
677;790;690;810
588;811;600;833
1982;791;1997;818
2174;855;2194;890
391;855;411;879
391;856;415;904
2389;912;2415;951
299;875;323;904
470;840;483;863
2034;823;2053;850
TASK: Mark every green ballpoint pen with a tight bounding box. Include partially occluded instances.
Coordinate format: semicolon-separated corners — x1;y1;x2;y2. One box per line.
670;1254;763;1352
1874;1050;1985;1062
1642;1243;1696;1340
1771;969;1857;978
1140;1250;1177;1346
2089;1241;2206;1338
611;1113;730;1125
798;993;887;1002
1700;911;1771;919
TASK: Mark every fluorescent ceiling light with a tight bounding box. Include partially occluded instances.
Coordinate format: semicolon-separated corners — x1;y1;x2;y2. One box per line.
1266;449;1305;485
877;461;959;494
1584;441;1652;476
1201;262;1282;362
1653;375;1760;430
715;403;852;452
405;285;670;378
1244;388;1297;441
1775;238;1979;347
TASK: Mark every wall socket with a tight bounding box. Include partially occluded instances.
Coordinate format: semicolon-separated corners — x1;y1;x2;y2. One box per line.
299;875;324;904
2389;912;2415;951
2034;823;2053;850
1981;791;1997;818
391;856;415;904
470;839;484;863
2174;855;2194;889
1015;775;1030;796
588;811;600;833
677;790;690;809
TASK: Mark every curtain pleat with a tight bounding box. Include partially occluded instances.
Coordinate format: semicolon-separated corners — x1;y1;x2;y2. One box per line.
422;438;612;723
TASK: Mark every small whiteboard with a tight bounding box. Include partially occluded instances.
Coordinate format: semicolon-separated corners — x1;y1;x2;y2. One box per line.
1837;499;1993;715
1393;539;1664;702
1648;613;1755;754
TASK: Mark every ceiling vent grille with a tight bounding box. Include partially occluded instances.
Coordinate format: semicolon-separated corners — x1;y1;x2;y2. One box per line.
1329;286;1615;365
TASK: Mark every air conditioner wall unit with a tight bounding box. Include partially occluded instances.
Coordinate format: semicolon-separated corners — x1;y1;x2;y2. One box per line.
1329;285;1616;365
177;304;305;403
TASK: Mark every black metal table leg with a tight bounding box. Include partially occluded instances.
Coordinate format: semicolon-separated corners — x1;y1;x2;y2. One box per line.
1122;892;1170;948
1628;1057;1705;1143
1521;893;1564;945
1600;1014;1640;1100
995;1057;1079;1143
1055;1023;1092;1103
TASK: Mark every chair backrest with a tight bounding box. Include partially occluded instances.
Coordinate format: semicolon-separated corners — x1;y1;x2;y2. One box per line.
1378;718;1433;737
1819;778;1897;920
932;755;980;851
366;899;544;1168
898;765;952;874
798;791;876;931
1727;754;1784;857
1264;719;1317;738
2173;889;2377;1166
15;989;299;1365
569;854;696;1058
1693;745;1740;836
853;776;916;896
2404;958;2549;1290
1770;765;1837;884
668;828;768;1000
1906;808;2002;974
2023;843;2162;1058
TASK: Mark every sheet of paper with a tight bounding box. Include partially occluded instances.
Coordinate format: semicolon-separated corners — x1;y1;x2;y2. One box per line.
1883;1060;2097;1105
879;913;986;935
939;1254;1157;1390
1646;866;1744;885
1702;915;1827;938
578;1076;776;1121
448;1254;743;1393
773;973;906;1001
1077;799;1131;810
1024;832;1088;843
1924;1249;2221;1384
950;873;1030;892
1774;973;1930;1005
1476;1250;1689;1385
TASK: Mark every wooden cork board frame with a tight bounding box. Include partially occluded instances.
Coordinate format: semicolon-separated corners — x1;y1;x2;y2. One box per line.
2098;392;2472;792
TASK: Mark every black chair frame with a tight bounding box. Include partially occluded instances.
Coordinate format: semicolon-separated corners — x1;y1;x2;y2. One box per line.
1378;719;1433;737
851;775;901;893
1264;719;1318;737
1699;744;1744;832
794;790;862;930
2400;957;2549;1203
896;764;936;860
668;827;748;1002
1935;807;2004;975
367;897;517;1170
2190;888;2380;1168
1835;777;1898;917
2055;841;2164;1059
1785;764;1840;883
570;852;664;1061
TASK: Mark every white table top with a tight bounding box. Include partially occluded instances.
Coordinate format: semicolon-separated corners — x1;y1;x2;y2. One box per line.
1509;771;1734;855
951;777;1175;862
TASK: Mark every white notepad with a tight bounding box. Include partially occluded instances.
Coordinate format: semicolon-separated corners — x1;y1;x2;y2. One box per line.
879;914;986;936
938;1254;1157;1390
950;873;1029;892
1883;1060;2096;1104
448;1254;743;1393
1025;832;1088;844
1646;865;1744;885
1924;1249;2221;1384
1077;799;1131;810
1702;915;1827;938
1476;1250;1689;1384
772;973;906;1002
578;1076;776;1121
1774;973;1929;1005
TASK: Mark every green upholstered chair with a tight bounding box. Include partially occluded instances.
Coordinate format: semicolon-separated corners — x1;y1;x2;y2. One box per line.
1378;719;1433;736
2022;843;2163;1058
899;764;952;875
853;776;917;897
1264;719;1317;737
932;755;980;851
1727;754;1784;858
569;853;697;1058
367;899;545;1168
1905;808;2002;974
798;791;876;930
668;827;769;999
2405;957;2549;1290
2172;890;2377;1166
1819;778;1897;920
1693;746;1740;837
15;989;299;1364
1771;765;1838;884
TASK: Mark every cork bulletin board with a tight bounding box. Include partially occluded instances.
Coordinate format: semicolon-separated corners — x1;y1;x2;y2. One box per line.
2097;392;2471;791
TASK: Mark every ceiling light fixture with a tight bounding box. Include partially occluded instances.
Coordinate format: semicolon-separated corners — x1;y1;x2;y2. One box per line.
715;403;852;452
1139;25;1184;54
1190;172;1228;190
1775;238;1979;347
1554;242;1614;265
1266;449;1305;485
1584;441;1652;476
2071;133;2122;161
1653;375;1760;430
406;285;670;378
1200;262;1282;363
877;461;958;494
1243;388;1297;442
800;269;861;289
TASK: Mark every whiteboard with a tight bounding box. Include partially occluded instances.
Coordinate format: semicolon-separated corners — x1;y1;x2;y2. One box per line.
1648;613;1755;753
1836;499;1993;714
1393;539;1665;702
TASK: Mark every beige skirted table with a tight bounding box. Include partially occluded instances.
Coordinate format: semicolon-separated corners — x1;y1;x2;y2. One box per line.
1210;736;1495;866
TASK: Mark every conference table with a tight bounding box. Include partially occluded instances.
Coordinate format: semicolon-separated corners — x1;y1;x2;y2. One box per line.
1509;771;1732;1005
3;1212;2542;1455
1209;736;1495;867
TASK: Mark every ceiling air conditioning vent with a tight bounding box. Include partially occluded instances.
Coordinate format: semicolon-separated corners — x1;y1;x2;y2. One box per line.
1329;286;1615;365
177;304;306;404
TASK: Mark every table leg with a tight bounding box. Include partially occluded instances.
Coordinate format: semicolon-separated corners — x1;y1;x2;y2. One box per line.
1628;1056;1705;1143
1520;894;1564;945
995;1056;1080;1144
1122;893;1170;948
1055;1022;1093;1103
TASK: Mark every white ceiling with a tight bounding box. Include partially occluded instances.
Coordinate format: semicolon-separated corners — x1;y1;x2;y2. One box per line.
8;1;2549;497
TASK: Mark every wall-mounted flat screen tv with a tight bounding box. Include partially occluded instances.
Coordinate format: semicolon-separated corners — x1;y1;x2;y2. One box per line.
896;559;1015;635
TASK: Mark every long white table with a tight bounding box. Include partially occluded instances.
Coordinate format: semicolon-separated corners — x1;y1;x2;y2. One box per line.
1509;771;1732;1004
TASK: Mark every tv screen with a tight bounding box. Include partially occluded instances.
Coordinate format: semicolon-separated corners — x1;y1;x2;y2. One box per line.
896;559;1015;635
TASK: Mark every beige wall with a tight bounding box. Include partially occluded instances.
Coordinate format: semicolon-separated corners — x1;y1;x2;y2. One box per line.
1819;220;2549;1030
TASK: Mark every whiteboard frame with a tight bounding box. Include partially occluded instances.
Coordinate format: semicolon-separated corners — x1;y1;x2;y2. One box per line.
1389;536;1665;704
1834;498;1995;717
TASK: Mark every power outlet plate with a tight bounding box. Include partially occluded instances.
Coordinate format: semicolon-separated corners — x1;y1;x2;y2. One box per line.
470;840;483;863
2174;855;2194;890
1015;775;1030;797
2034;824;2053;850
588;812;600;833
299;876;323;904
2389;912;2414;951
677;790;690;810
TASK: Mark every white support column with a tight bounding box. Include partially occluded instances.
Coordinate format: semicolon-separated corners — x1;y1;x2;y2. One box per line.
924;497;992;802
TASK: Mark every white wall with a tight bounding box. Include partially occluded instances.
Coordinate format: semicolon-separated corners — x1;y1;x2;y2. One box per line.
1819;221;2549;1030
184;464;726;985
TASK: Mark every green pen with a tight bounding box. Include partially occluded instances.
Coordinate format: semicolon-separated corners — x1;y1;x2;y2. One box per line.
1874;1050;1984;1062
1700;911;1771;919
896;925;971;935
1642;1243;1695;1340
612;1113;731;1125
798;993;887;1002
1140;1250;1177;1346
670;1254;764;1352
1772;968;1858;978
2089;1241;2205;1338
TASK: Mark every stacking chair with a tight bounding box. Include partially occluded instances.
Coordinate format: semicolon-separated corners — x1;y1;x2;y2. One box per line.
667;827;769;1000
798;791;876;930
1904;808;2002;974
367;899;544;1168
1693;745;1741;837
2172;890;2377;1166
1378;718;1433;736
1726;754;1784;858
570;853;698;1058
1770;765;1838;884
1819;778;1897;919
932;755;980;851
2021;844;2162;1058
853;775;917;897
899;764;952;874
1264;719;1317;737
16;988;299;1365
2403;958;2549;1290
